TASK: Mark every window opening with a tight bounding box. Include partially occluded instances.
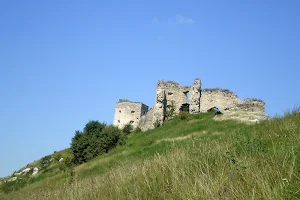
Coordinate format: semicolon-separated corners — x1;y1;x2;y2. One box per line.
184;91;190;103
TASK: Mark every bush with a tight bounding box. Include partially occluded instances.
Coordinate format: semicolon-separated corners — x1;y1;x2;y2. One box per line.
122;124;133;135
71;121;123;164
178;111;189;120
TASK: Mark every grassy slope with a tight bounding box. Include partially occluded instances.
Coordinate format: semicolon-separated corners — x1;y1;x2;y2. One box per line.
1;111;300;199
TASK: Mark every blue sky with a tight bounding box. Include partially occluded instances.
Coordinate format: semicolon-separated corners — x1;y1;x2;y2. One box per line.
0;0;299;177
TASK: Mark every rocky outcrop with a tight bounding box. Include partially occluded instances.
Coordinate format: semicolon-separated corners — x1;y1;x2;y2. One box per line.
32;167;39;176
21;168;31;175
14;172;22;176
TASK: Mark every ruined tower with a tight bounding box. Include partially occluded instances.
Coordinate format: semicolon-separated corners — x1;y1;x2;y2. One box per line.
152;78;202;125
113;100;148;129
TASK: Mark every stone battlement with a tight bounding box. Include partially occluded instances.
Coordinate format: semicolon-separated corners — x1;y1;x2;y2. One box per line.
202;88;237;97
157;80;190;92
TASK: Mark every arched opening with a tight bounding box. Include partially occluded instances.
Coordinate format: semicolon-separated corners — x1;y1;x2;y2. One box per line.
207;107;222;115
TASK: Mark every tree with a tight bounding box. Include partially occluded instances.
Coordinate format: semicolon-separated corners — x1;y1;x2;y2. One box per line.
71;121;123;164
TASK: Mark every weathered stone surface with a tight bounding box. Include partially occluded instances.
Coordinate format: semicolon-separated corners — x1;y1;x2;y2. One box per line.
113;100;148;129
157;80;189;113
59;158;64;162
138;108;154;131
200;88;239;113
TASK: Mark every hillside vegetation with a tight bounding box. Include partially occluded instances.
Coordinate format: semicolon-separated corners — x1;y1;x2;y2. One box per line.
1;110;300;199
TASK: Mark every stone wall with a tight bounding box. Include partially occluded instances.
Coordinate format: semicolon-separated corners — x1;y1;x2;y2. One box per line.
200;89;265;114
113;100;148;129
200;89;239;112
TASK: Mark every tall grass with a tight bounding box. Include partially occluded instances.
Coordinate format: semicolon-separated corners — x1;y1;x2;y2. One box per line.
2;111;300;199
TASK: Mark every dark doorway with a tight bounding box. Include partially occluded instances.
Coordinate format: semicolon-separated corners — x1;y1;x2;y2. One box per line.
180;103;190;112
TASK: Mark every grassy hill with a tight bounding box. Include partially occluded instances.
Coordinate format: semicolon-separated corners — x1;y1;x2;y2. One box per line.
1;110;300;199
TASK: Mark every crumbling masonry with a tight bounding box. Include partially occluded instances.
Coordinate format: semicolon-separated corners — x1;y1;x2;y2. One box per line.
113;78;265;131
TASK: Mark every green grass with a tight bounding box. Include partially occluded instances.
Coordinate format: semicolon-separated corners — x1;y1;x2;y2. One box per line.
1;111;300;199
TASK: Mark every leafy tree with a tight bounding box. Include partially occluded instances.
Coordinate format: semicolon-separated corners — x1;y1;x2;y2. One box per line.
71;121;123;164
83;120;106;134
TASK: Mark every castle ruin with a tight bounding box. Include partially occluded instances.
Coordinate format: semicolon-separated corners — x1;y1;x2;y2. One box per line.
113;78;265;131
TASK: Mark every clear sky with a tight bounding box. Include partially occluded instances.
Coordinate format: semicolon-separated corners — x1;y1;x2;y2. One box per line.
0;0;299;177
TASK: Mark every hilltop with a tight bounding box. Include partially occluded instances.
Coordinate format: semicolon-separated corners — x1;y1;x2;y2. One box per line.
1;109;300;199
